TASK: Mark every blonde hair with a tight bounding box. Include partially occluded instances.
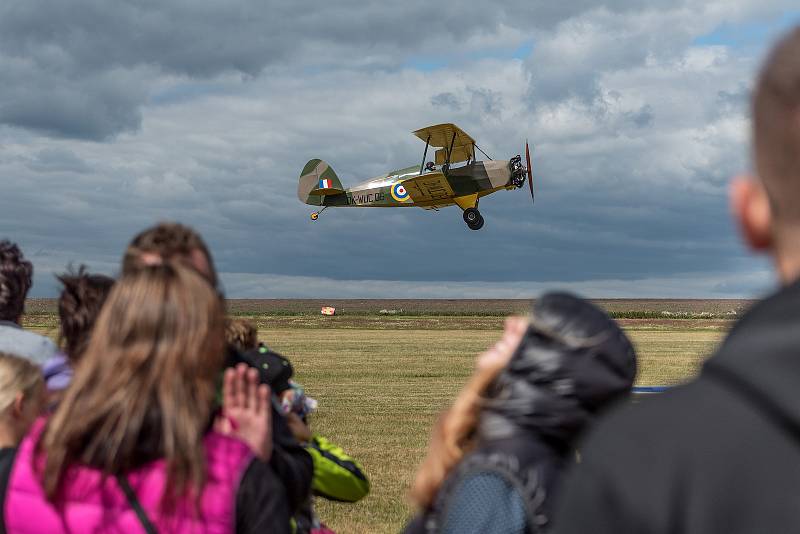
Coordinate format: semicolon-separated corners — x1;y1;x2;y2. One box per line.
0;352;44;415
225;318;258;352
410;362;500;508
40;263;225;501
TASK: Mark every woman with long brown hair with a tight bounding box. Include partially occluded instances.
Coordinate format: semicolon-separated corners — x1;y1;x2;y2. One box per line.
1;263;289;533
405;293;637;534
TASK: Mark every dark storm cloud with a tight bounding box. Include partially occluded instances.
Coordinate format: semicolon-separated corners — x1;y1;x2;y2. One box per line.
0;56;149;140
0;0;657;140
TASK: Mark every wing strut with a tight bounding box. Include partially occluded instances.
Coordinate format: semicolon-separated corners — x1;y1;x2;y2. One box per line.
474;143;493;161
443;131;457;174
419;135;431;175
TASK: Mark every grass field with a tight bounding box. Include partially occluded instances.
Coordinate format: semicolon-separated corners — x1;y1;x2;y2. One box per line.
22;299;736;533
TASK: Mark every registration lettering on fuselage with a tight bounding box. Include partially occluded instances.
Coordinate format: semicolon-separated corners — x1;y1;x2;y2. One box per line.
347;191;386;205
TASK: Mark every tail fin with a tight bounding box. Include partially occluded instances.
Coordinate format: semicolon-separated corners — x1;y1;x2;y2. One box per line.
298;159;345;206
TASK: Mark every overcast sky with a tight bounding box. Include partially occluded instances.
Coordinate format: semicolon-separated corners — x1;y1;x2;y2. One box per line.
1;1;798;298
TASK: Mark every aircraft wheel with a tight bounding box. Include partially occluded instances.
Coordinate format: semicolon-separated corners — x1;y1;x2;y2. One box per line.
468;214;484;230
310;212;319;221
463;208;481;225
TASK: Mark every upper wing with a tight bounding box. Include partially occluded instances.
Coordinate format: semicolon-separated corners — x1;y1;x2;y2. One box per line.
413;123;476;165
413;123;475;147
398;172;454;206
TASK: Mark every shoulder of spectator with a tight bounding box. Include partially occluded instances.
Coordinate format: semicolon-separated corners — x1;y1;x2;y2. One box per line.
563;380;724;517
0;327;59;366
579;382;710;453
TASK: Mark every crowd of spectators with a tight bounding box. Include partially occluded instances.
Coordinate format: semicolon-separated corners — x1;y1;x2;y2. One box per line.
1;25;800;534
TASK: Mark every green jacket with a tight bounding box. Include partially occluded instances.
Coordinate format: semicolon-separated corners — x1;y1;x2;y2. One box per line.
307;434;370;502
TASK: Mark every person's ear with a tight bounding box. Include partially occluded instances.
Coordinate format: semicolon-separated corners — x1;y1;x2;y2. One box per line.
11;392;25;419
730;176;773;251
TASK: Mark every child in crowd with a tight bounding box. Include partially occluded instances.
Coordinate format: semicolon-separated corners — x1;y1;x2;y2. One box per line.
226;317;259;353
226;319;370;534
248;346;370;534
0;351;45;471
42;267;114;397
405;292;637;534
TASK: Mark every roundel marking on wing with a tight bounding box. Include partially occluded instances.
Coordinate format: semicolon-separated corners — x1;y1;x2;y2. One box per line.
391;183;410;202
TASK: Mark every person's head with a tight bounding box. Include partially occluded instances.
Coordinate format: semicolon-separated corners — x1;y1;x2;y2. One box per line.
479;292;636;443
412;292;636;508
732;27;800;282
122;222;218;289
240;345;294;395
56;266;115;365
225;318;258;353
41;262;226;501
0;241;33;324
0;351;45;446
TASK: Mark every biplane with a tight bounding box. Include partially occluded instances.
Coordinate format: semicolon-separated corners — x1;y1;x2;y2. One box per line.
297;123;534;230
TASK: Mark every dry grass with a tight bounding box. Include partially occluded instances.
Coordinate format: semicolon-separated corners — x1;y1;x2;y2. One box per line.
21;308;728;533
261;322;726;533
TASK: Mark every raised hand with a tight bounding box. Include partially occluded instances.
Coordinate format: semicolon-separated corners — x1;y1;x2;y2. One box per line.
215;363;272;461
476;316;528;377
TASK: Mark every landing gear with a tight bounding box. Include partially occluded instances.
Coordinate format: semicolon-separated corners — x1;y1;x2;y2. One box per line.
310;206;328;221
463;207;484;230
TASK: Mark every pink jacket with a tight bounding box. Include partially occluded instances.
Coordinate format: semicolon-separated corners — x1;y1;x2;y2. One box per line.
5;419;252;533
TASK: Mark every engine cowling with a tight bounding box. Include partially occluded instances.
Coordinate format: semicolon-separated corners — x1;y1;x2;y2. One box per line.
508;155;526;188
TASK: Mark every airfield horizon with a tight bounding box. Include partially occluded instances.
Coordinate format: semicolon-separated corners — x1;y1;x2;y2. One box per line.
26;297;753;319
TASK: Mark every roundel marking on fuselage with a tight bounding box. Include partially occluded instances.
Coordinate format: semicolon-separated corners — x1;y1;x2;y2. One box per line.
391;183;410;202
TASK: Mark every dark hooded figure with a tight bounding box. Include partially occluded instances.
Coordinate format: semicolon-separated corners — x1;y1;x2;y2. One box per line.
405;292;637;534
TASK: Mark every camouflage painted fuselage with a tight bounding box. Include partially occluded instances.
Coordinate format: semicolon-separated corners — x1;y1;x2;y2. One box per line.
298;160;516;210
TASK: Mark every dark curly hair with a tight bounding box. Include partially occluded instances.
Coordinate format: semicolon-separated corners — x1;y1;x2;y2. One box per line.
57;266;115;364
0;240;33;322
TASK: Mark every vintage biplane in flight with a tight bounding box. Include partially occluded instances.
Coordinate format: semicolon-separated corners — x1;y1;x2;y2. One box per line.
297;123;534;230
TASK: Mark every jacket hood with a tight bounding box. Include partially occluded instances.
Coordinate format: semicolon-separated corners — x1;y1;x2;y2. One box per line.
479;292;637;445
704;278;800;433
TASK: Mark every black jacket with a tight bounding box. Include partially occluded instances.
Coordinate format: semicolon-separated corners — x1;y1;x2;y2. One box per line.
556;280;800;534
227;347;313;513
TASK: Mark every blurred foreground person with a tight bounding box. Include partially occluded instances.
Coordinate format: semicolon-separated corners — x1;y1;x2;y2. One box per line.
122;222;313;513
555;27;800;534
1;264;289;533
0;351;45;474
0;241;58;365
406;293;636;534
42;267;115;397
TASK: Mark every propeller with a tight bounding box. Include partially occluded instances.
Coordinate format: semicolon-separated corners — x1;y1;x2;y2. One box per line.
525;140;535;205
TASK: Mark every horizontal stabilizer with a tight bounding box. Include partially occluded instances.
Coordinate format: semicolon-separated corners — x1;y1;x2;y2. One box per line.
310;186;345;196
